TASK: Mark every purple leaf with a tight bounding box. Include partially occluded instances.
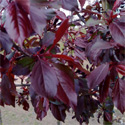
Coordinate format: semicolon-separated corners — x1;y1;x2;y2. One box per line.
50;103;66;122
99;75;110;103
30;6;47;35
31;58;58;98
61;0;78;11
29;86;49;120
109;21;125;47
74;37;87;48
112;79;125;114
5;1;32;46
0;31;13;54
74;48;86;60
87;63;109;89
86;37;114;61
1;74;16;107
54;63;77;110
42;31;55;47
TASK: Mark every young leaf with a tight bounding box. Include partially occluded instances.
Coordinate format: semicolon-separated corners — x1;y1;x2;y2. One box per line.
31;58;58;98
87;63;109;89
112;79;125;114
5;1;32;46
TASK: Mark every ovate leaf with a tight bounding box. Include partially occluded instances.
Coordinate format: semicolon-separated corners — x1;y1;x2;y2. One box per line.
79;0;86;8
87;63;109;89
31;58;58;98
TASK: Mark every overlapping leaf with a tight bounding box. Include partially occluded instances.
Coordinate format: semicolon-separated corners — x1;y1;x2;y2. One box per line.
61;0;78;11
5;1;32;46
54;63;77;110
30;6;47;35
31;58;58;98
50;103;67;122
1;74;16;107
109;20;125;47
0;31;13;54
29;86;49;120
112;79;125;114
87;63;109;89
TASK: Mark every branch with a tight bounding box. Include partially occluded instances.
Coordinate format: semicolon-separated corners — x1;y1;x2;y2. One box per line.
15;84;30;87
77;13;86;24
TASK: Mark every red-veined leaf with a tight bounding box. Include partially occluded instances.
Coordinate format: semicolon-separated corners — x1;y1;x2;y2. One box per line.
31;58;58;98
14;0;30;13
56;10;67;20
112;79;125;114
5;1;32;46
87;63;109;89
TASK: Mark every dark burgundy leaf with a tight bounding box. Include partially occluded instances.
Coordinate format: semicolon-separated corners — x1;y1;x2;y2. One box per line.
1;74;16;107
12;64;30;76
79;0;86;8
87;63;109;89
5;1;32;46
14;0;30;13
31;58;58;98
53;63;77;110
86;37;114;61
0;54;9;69
0;31;13;54
29;86;49;120
42;31;55;46
99;75;110;103
61;0;78;11
30;6;46;35
112;0;123;11
109;21;125;47
112;79;125;114
50;103;66;122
